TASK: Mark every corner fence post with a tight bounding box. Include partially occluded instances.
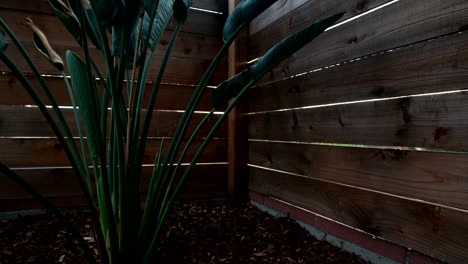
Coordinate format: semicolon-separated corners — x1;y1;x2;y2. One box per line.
227;0;249;201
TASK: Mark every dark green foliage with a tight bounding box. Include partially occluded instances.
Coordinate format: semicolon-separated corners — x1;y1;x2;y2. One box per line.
0;0;342;262
212;12;344;108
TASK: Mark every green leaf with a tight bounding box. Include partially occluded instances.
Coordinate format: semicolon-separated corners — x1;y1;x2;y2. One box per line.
142;0;156;13
66;0;104;50
66;51;101;158
173;0;192;25
212;68;253;109
213;12;345;108
89;0;123;27
25;18;64;71
0;163;97;264
122;0;142;29
223;0;278;43
111;24;138;58
141;0;174;50
0;30;8;51
48;0;82;43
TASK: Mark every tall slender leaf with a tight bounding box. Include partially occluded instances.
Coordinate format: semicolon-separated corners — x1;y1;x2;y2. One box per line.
141;0;174;50
212;12;344;108
90;0;123;27
48;0;82;43
66;51;102;159
0;30;7;50
223;0;278;42
173;0;191;24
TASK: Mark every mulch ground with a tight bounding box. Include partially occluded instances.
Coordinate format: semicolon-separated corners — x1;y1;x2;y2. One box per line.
0;200;367;263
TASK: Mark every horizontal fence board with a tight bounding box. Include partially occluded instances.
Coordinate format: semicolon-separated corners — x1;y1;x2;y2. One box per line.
191;0;227;12
249;167;468;264
1;138;227;167
0;75;216;111
5;165;227;198
249;0;310;35
0;7;227;85
0;0;226;14
0;9;223;56
247;31;468;113
0;106;227;138
249;0;391;59
255;0;468;84
247;92;468;150
0;164;227;210
1;40;227;85
0;1;224;36
0;77;215;110
249;141;468;210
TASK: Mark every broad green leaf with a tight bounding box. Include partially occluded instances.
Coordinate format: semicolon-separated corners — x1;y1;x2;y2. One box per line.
25;18;64;71
0;31;7;51
223;0;278;43
213;12;345;108
48;0;82;43
111;24;138;57
89;0;123;27
66;0;104;50
173;0;192;25
123;0;142;28
0;163;97;264
66;51;101;158
141;0;174;50
212;68;253;109
142;0;155;13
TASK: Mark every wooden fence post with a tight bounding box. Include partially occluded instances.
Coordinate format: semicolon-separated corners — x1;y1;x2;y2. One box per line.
227;0;249;201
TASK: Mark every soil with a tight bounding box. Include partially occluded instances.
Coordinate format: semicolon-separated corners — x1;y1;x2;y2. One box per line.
0;200;367;264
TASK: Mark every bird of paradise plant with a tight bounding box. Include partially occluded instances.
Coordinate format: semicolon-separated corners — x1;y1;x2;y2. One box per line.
0;0;343;262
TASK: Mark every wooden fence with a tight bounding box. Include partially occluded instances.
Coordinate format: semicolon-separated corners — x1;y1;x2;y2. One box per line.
244;1;468;263
0;0;228;210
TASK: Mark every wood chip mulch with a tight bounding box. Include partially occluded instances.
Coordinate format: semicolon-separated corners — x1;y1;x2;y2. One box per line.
0;200;367;263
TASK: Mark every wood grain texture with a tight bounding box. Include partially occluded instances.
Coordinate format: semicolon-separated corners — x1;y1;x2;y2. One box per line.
247;31;468;113
226;0;248;201
248;0;391;59
0;0;227;14
0;7;227;85
249;141;468;210
0;9;222;58
248;92;468;150
1;40;227;85
249;0;310;35
0;164;227;210
1;138;227;167
0;0;225;35
249;166;468;264
8;164;227;198
0;106;227;137
0;75;217;111
255;0;468;84
192;0;228;12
